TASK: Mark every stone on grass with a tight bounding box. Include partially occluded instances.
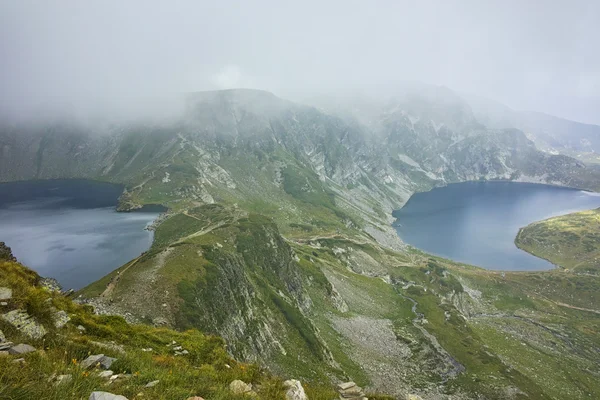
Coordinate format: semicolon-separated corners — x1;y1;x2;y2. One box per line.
54;310;70;328
98;370;114;378
99;356;117;369
81;354;105;369
187;397;205;400
0;287;12;300
8;343;36;355
81;354;117;370
0;342;13;351
337;381;367;399
145;380;160;388
283;379;307;400
0;329;5;342
89;392;128;400
1;310;47;339
406;395;424;400
337;382;356;391
229;380;253;394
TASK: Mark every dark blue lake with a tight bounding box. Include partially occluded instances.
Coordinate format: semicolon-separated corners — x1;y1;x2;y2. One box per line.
0;180;162;290
393;181;600;271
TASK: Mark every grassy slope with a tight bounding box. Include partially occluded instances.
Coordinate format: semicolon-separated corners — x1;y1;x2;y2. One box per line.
79;200;600;399
0;259;341;400
515;208;600;273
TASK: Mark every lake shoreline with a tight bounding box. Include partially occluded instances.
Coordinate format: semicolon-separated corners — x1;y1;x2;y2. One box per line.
392;180;600;272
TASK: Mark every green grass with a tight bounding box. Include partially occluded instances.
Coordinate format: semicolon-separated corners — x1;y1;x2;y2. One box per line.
0;260;349;400
515;208;600;274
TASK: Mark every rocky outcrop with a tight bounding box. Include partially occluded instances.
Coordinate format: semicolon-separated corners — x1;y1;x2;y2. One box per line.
1;310;47;339
283;379;308;400
229;379;256;396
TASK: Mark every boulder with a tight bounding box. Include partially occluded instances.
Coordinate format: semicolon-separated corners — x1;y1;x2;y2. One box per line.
81;354;117;370
0;342;13;351
54;310;70;328
100;356;117;369
89;392;129;400
283;379;308;400
81;354;105;369
98;370;114;379
8;343;36;355
229;380;253;394
0;287;12;301
1;310;47;339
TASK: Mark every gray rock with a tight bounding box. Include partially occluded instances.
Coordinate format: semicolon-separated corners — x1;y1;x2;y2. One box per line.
0;342;13;351
80;354;117;370
81;354;105;369
1;302;7;306
8;343;36;355
0;329;5;342
0;287;12;301
283;379;308;400
12;358;25;364
337;382;356;391
229;380;253;394
54;310;70;328
145;380;160;388
337;381;366;399
77;325;86;332
1;310;47;339
89;392;129;400
98;370;114;378
100;356;117;369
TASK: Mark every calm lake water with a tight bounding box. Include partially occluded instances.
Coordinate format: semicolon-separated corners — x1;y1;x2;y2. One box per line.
0;180;162;290
393;181;600;271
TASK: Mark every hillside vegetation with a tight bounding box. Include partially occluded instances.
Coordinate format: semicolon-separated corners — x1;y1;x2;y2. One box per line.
0;250;349;400
516;208;600;274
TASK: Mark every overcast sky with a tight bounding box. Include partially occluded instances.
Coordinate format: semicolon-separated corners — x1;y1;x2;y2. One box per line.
1;0;599;124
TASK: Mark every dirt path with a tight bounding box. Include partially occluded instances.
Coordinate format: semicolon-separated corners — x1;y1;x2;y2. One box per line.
100;255;142;298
